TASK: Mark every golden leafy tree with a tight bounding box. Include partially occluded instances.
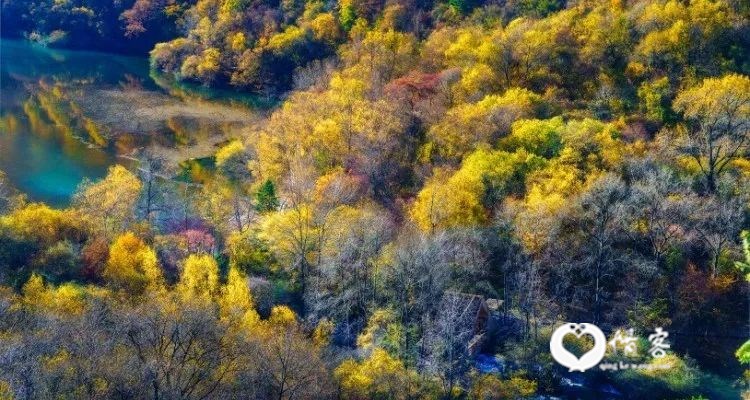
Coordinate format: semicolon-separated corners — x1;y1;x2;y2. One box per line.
470;375;537;400
411;149;544;232
21;273;88;315
219;266;260;328
0;203;86;246
74;165;141;235
335;348;423;400
103;232;163;295
673;74;750;192
177;254;220;302
258;204;319;291
426;88;545;163
500;117;564;158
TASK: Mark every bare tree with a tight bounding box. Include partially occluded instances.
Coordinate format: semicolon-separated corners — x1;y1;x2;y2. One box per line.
686;194;745;277
384;231;453;362
627;163;692;264
308;204;393;337
548;175;654;325
255;326;333;400
136;150;169;225
422;293;474;399
514;257;549;341
123;302;241;400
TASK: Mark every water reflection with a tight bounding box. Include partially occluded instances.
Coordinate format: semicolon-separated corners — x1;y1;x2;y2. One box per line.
0;106;113;205
0;39;260;207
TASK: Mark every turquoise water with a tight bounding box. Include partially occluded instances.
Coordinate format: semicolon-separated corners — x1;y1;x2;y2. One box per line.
0;39;155;206
0;121;114;206
0;39;258;207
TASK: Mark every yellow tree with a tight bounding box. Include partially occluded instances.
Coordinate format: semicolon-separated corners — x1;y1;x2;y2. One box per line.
211;140;255;232
631;0;733;79
558;118;626;174
575;3;630;75
452;63;500;103
500;117;564;158
255;305;334;399
177;254;220;302
410;149;544;232
673;74;750;192
218;266;260;328
356;309;403;354
103;232;162;295
198;181;254;234
509;162;584;253
0;203;86;246
340;28;417;91
335;348;422;400
74;165;141;235
509;117;629;253
426;88;545;163
21;273;88;315
258;205;319;296
470;375;537;400
506;10;577;89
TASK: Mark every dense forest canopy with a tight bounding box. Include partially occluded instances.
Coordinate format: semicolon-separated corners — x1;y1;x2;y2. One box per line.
0;0;193;52
1;0;750;399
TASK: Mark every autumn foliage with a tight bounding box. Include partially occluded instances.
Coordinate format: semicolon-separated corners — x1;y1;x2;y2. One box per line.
1;0;750;398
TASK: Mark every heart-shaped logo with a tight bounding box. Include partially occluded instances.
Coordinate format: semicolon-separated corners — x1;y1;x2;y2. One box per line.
550;323;606;372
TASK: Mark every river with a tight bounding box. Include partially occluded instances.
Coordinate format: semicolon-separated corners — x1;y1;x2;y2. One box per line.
0;39;263;207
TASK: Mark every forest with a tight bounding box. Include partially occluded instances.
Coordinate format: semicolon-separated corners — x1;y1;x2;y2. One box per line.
1;0;750;398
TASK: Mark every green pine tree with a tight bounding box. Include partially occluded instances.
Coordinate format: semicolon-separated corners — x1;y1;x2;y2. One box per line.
255;179;279;213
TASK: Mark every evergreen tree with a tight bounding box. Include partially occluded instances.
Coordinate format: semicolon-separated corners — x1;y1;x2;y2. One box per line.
255;179;280;213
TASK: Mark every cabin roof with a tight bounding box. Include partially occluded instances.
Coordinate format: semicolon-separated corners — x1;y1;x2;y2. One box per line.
440;291;488;323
